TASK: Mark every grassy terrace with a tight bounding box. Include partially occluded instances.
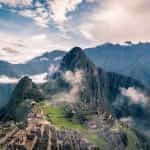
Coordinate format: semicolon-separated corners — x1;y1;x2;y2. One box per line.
122;127;143;150
38;102;107;149
39;102;85;131
38;102;148;149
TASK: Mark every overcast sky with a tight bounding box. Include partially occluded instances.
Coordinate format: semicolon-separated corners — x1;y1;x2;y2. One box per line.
0;0;150;63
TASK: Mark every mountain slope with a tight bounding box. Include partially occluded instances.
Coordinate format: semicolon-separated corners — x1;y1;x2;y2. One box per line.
0;76;44;121
0;47;150;149
85;42;150;88
0;50;65;108
59;47;150;113
47;47;150;140
0;50;65;77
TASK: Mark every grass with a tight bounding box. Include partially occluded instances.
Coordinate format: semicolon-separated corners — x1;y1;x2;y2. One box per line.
117;123;142;150
39;102;108;149
88;134;107;149
39;102;86;131
124;128;141;150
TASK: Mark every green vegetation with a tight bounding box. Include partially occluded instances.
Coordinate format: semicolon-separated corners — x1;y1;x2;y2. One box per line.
39;102;85;131
39;102;108;149
13;100;31;121
88;134;107;149
118;124;147;150
123;128;142;150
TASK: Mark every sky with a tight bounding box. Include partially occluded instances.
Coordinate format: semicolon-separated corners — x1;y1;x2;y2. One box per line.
0;0;150;63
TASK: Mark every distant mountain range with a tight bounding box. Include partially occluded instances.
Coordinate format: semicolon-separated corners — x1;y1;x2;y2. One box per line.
1;42;150;88
0;50;65;77
2;47;150;133
1;47;150;149
85;42;150;88
1;42;150;112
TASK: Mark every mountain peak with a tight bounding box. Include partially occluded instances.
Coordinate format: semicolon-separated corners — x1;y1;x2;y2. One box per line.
60;47;95;71
70;47;83;54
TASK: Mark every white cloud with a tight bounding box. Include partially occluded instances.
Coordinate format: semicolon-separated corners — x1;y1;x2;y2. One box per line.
48;0;83;24
120;87;149;105
48;64;59;77
40;57;49;62
0;0;32;6
19;5;50;28
0;73;48;84
0;75;18;84
62;70;84;103
51;70;84;104
30;73;48;84
2;0;83;28
0;31;72;63
31;34;47;40
1;0;150;64
54;56;63;61
79;0;150;44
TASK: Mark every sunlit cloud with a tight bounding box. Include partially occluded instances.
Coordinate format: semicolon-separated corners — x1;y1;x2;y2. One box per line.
0;0;150;63
120;87;149;105
79;0;150;43
0;75;18;84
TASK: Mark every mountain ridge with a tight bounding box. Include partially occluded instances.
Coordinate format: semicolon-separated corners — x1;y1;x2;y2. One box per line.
0;47;150;149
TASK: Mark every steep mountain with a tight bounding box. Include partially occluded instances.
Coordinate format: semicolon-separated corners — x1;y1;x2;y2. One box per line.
59;47;108;111
1;43;150;111
0;76;44;121
2;42;150;88
0;48;150;149
47;47;150;140
85;42;150;88
59;47;150;114
0;50;65;108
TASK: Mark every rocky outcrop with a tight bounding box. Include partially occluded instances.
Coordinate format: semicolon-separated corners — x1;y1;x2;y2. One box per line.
0;77;44;121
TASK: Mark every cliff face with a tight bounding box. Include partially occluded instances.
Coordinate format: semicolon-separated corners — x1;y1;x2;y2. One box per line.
59;47;149;113
60;47;109;111
0;77;44;121
85;43;150;88
0;47;150;149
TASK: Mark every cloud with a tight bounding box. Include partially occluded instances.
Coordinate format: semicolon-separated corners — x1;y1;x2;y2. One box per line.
54;56;63;61
2;47;19;54
30;73;48;84
0;0;84;28
51;69;84;104
120;87;149;105
0;73;48;84
0;75;18;84
0;31;71;63
19;4;50;28
1;0;150;64
62;69;84;103
79;0;150;44
39;57;49;62
0;0;32;6
49;0;83;24
48;64;59;77
31;34;47;40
